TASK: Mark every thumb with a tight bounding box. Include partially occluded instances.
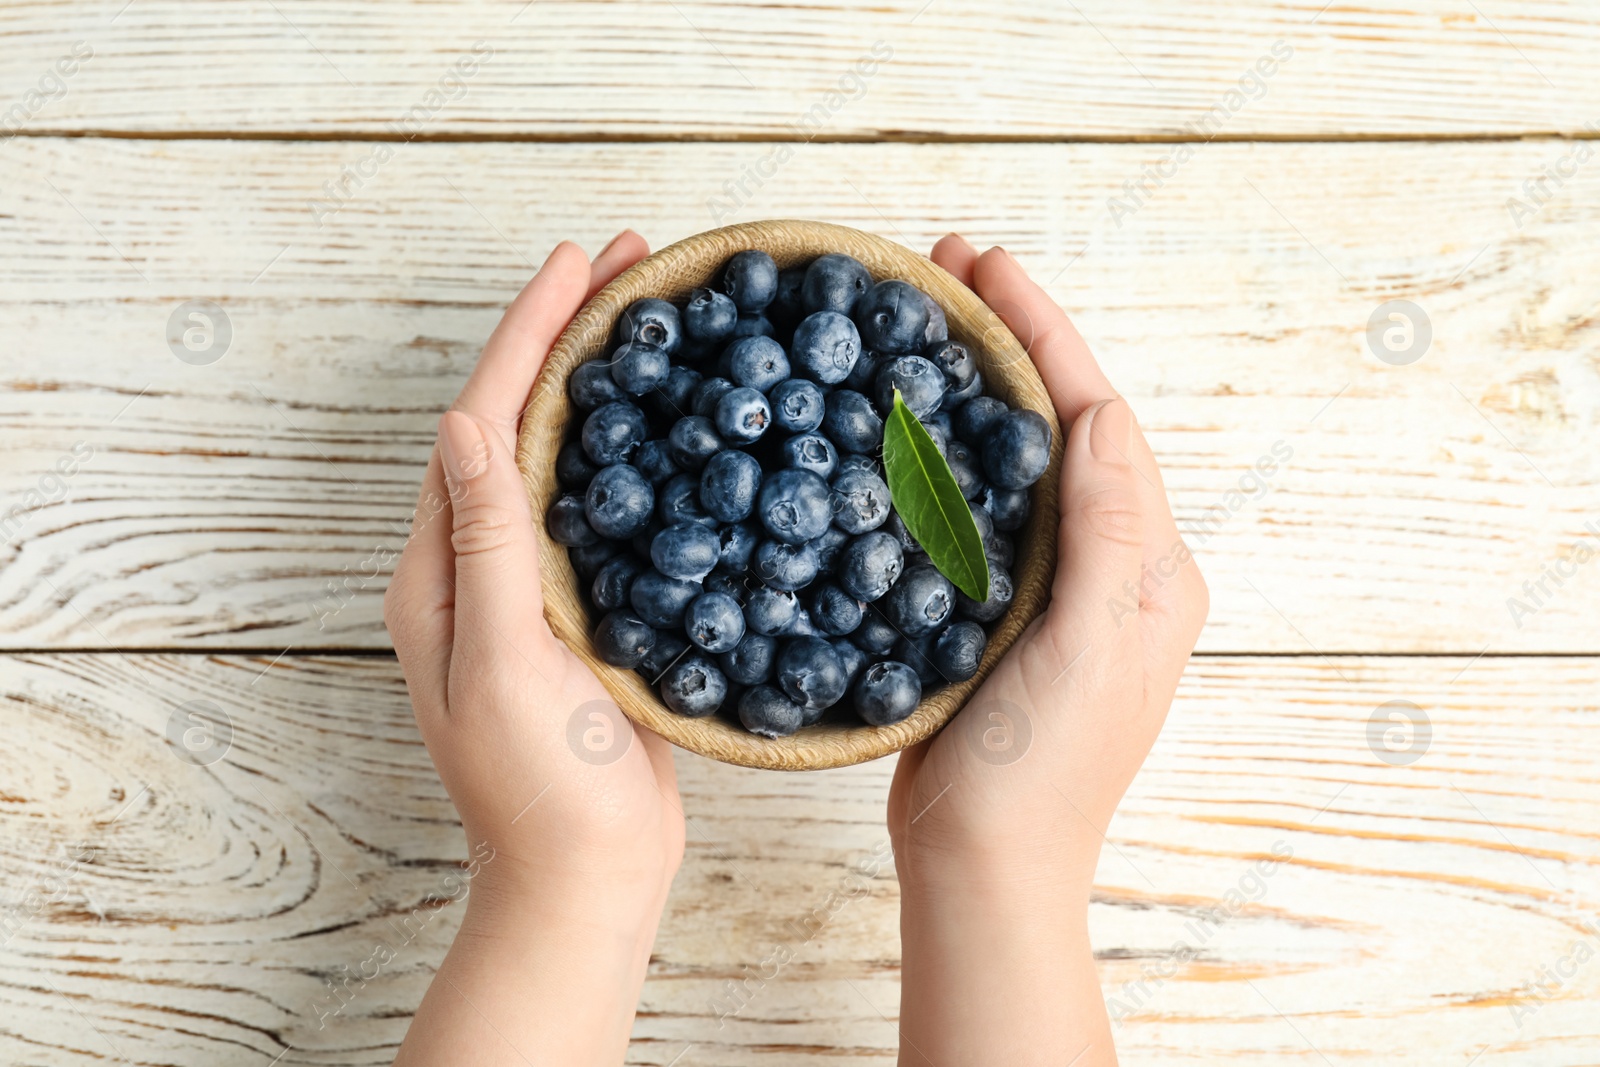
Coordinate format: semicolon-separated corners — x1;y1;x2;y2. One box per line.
1046;398;1146;654
438;409;549;658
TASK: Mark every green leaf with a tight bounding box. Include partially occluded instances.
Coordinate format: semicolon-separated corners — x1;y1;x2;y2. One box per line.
881;390;990;602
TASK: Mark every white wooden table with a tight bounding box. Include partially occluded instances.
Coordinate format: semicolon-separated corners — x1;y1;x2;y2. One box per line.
1;3;1597;1063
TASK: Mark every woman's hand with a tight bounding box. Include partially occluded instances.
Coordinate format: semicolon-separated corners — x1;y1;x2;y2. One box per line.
384;233;684;1066
888;237;1209;1066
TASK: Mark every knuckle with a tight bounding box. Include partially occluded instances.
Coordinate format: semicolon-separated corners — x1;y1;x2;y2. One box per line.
1075;485;1144;547
450;502;521;557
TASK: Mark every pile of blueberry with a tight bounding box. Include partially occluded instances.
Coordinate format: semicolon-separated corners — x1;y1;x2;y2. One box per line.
547;249;1051;738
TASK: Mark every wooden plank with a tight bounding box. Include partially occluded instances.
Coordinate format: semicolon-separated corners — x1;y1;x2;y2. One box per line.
2;138;1598;653
0;1;1595;138
0;653;1595;1064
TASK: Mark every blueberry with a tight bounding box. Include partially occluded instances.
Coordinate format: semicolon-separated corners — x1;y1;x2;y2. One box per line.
791;310;862;384
683;287;739;345
744;586;799;636
809;582;864;636
983;486;1030;531
585;463;655;539
629;569;702;629
874;355;946;418
582;401;650;466
569;540;620;581
754;539;821;591
661;654;728;717
940;370;984;412
569;359;626;410
831;639;868;687
844;348;885;392
987;535;1014;570
731;314;775;340
546;493;598;546
954;396;1007;446
956;564;1013;623
652;522;721;581
924;340;976;389
631;517;664;559
632;439;680;486
883;564;955;636
945;440;985;500
644;364;702;422
829;468;891;534
933;620;987;682
591;554;645;611
638;630;689;682
704;573;744;597
757;468;833;544
658;473;716;528
781;606;822;639
821;390;884;454
700;450;763;523
738;685;805;737
685;591;747;653
801;253;872;316
983;409;1052;490
715;520;759;573
594;610;655;668
781;432;838;480
923;409;954;441
769;379;826;434
677;338;716;364
714;385;772;445
894;634;942;687
885;511;923;558
770;266;808;326
852;607;899;655
838;530;904;602
609;340;671;396
615;297;682;355
776;637;848;710
692;376;737;419
920;290;949;346
666;415;725;471
923;421;950;458
811;525;850;573
853;660;922;726
833;453;881;480
727;335;790;392
721;250;780;312
854;280;930;354
719;633;777;686
557;440;600;489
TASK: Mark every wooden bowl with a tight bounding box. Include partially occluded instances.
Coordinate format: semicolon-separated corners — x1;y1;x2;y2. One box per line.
517;220;1062;770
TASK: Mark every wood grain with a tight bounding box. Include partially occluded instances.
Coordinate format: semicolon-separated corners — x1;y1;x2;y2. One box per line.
1;138;1596;653
1;652;1595;1065
0;1;1595;138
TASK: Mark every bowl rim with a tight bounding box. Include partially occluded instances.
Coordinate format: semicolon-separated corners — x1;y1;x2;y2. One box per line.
516;220;1061;770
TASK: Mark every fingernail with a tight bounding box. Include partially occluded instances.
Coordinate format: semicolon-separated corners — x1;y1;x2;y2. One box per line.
1089;399;1131;465
439;411;487;496
945;232;977;253
597;229;632;258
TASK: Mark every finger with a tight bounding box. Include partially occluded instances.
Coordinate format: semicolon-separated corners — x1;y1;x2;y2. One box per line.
384;446;456;715
1046;399;1146;657
437;408;553;667
972;246;1114;426
930;233;979;290
587;229;650;300
452;241;593;437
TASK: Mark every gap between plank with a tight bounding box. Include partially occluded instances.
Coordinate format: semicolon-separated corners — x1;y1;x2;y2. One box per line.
7;128;1599;146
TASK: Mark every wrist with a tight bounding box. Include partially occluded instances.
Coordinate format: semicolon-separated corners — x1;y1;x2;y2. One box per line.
894;822;1102;908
